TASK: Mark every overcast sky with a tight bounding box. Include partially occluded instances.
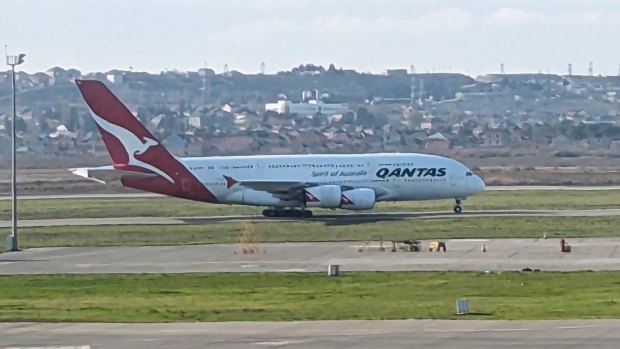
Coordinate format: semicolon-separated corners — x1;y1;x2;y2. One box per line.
2;0;619;76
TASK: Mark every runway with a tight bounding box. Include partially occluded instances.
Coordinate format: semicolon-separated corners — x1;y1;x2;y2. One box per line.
2;319;620;349
1;237;619;274
2;208;620;228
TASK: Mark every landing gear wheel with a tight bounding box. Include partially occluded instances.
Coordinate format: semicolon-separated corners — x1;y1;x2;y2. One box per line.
263;208;313;219
453;205;462;214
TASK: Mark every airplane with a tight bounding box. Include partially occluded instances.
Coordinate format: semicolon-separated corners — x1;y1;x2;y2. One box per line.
71;79;485;218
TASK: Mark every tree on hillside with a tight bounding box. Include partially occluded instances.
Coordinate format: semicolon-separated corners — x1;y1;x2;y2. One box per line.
67;106;80;131
356;107;387;127
4;115;27;133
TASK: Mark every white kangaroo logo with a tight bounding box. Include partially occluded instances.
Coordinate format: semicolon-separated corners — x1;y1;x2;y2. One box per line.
89;110;174;183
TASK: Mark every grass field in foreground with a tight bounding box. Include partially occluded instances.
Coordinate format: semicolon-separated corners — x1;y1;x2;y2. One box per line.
0;272;618;322
5;216;620;248
1;189;619;220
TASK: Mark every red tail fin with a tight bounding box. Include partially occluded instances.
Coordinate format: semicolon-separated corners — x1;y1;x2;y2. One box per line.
75;80;218;203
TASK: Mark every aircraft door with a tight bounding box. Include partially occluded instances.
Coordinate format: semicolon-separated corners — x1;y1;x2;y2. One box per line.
450;172;466;187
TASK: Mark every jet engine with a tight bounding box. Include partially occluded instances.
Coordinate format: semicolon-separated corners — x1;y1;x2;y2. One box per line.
304;185;342;208
340;188;376;210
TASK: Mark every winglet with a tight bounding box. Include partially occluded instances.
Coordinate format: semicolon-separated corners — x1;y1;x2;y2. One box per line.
223;175;238;189
304;191;320;203
340;194;354;206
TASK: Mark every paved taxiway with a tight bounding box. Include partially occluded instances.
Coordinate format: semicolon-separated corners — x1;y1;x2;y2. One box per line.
2;208;620;228
2;319;620;349
1;237;619;274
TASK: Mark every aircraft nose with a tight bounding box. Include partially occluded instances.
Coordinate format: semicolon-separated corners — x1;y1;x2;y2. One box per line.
471;175;485;193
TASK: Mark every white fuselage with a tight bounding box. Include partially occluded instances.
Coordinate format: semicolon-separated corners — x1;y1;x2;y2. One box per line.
181;152;485;208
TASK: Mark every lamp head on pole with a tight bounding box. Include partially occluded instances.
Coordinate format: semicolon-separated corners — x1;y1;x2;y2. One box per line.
6;53;25;67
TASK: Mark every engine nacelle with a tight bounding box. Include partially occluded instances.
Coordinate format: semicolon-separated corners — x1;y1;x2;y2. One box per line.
340;188;376;210
304;185;342;208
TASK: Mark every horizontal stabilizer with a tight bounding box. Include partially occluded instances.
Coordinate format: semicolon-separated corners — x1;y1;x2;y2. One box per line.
70;165;158;184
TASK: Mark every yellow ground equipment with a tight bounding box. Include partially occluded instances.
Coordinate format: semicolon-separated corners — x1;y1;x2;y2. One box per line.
428;241;447;252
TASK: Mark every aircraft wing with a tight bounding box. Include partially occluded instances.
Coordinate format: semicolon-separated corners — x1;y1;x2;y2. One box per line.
224;176;313;198
224;176;377;200
230;176;388;199
236;180;307;193
71;165;158;184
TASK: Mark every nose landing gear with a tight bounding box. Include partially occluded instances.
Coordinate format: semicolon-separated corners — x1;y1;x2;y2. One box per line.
453;199;463;214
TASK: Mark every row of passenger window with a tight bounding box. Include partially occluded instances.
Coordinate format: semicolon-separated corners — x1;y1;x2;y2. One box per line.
206;164;376;170
267;163;364;169
403;178;447;182
379;163;415;166
202;163;370;170
216;165;254;170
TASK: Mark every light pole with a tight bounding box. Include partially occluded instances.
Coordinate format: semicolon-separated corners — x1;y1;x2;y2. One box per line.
5;51;25;252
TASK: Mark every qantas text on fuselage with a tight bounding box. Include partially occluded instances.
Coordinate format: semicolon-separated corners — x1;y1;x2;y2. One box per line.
71;80;485;218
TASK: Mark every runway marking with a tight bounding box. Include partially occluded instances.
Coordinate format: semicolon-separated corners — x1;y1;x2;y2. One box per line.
45;249;114;261
72;261;310;268
431;328;535;333
452;239;491;242
254;340;310;346
555;325;600;330
4;346;90;349
487;328;535;333
0;261;18;266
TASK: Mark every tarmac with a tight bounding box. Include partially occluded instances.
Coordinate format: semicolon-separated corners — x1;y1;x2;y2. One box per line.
1;237;619;274
2;319;620;349
2;208;620;228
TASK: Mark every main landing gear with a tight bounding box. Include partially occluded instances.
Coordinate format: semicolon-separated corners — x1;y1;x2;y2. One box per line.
262;209;313;218
453;199;463;214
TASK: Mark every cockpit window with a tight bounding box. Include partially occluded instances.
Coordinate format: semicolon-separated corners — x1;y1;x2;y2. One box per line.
466;171;473;176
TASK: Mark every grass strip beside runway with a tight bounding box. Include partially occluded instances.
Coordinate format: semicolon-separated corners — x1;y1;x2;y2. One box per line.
1;189;620;220
0;271;619;322
6;216;620;247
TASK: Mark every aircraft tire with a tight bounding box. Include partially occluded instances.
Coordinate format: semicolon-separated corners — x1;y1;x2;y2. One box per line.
453;205;462;214
283;210;295;217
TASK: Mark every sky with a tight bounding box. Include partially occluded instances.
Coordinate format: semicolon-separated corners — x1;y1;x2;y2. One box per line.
1;0;619;76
